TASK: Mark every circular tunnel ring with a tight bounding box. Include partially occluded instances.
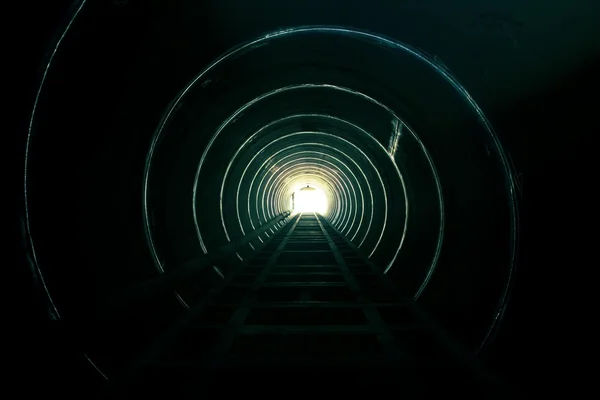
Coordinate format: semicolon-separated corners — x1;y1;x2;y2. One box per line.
266;150;367;239
241;140;380;251
263;158;359;234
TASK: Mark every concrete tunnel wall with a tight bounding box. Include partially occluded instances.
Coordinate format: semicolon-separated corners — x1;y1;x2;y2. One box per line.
24;13;518;365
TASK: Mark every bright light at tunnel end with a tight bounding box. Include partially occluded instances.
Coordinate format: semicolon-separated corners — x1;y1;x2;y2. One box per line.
292;186;329;214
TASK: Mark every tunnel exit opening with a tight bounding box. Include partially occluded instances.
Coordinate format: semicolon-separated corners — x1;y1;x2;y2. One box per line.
292;185;328;214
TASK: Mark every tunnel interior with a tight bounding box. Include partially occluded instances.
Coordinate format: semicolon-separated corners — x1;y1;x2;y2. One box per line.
23;4;520;395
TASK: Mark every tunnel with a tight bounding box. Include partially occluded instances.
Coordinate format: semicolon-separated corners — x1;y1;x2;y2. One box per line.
19;1;530;397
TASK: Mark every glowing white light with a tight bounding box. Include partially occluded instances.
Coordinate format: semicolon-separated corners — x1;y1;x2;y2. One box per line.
293;186;328;214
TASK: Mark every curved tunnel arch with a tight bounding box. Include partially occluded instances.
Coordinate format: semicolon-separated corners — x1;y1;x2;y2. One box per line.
220;131;399;267
224;130;399;256
141;29;517;353
24;22;519;382
264;159;355;229
228;116;391;226
271;155;365;233
254;146;364;229
190;78;416;255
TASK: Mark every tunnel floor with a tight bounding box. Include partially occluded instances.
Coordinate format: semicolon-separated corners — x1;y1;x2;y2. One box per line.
112;213;506;395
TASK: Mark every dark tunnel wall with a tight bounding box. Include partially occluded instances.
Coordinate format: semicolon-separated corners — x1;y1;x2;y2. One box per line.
19;0;540;383
18;0;600;394
140;29;517;349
